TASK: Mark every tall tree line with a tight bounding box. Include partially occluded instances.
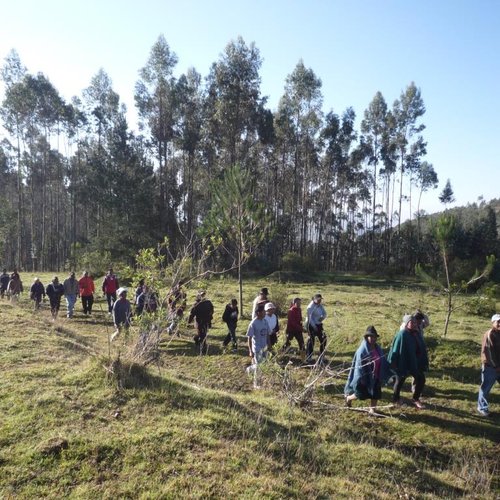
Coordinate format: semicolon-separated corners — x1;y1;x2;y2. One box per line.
0;35;442;273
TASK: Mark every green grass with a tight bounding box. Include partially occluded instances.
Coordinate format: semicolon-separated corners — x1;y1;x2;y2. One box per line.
0;274;499;498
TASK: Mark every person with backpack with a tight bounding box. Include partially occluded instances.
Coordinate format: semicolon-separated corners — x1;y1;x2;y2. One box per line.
246;303;272;389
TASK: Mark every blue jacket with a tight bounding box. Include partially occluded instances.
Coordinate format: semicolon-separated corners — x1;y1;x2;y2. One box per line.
345;339;389;397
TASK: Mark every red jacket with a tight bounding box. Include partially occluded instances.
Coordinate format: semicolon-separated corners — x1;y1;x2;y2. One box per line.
79;276;95;297
287;304;303;333
102;274;119;294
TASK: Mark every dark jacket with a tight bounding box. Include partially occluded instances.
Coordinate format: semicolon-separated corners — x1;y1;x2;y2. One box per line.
46;282;64;301
30;281;45;300
388;328;429;377
188;298;214;326
222;304;238;328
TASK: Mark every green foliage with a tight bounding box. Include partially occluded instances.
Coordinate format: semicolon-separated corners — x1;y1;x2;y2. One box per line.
280;252;315;273
70;246;113;276
463;294;496;317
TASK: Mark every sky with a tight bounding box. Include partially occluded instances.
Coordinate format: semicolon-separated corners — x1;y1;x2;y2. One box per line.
1;0;499;217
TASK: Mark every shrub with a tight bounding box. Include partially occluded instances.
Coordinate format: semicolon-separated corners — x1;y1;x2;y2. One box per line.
280;252;315;274
464;294;496;317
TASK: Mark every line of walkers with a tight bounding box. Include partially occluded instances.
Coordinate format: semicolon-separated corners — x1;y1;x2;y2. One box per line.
2;270;498;416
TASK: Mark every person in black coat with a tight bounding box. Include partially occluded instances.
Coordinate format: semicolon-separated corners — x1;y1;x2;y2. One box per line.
188;291;214;354
222;298;239;351
46;276;65;319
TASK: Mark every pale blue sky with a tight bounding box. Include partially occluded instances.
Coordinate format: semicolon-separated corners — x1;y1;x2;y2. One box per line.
1;0;499;217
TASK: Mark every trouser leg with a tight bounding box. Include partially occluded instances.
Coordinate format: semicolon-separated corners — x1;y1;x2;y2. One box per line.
412;372;426;401
393;375;407;402
478;365;499;413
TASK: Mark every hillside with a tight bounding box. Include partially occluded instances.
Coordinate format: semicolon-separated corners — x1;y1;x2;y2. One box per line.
0;276;499;498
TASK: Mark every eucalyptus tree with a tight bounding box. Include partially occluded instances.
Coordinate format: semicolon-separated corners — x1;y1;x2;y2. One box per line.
135;34;179;239
360;91;389;252
1;50;28;266
79;69;126;258
276;60;323;255
391;82;426;232
415;161;438;238
175;67;203;238
204;36;263;171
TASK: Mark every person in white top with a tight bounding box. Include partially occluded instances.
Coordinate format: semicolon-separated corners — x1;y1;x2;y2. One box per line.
306;293;328;364
264;302;280;349
251;287;269;319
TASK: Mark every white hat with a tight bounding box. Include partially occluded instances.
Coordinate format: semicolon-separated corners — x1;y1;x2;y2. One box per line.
117;287;128;296
491;313;500;322
264;302;275;311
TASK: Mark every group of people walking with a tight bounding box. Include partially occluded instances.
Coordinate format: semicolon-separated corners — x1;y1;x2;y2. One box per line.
2;268;499;416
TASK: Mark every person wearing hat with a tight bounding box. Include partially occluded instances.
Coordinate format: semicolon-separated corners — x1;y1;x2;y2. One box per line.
477;313;500;417
387;315;429;409
188;290;214;354
111;287;132;341
283;298;306;361
30;277;45;310
345;326;390;413
63;271;79;319
252;287;269;320
246;303;272;389
264;302;280;349
306;293;328;364
46;276;65;319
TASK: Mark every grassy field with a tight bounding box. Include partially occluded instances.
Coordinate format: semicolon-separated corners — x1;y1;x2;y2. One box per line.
0;272;499;499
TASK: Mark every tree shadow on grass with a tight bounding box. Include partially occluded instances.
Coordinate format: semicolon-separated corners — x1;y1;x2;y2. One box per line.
409;406;500;443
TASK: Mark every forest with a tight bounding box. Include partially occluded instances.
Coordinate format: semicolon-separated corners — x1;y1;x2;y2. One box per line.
0;34;499;279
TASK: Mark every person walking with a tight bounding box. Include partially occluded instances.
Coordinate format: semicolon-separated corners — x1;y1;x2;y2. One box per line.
102;268;119;314
246;304;272;389
188;291;214;354
345;326;390;414
251;287;269;319
222;298;239;352
264;302;280;350
79;271;95;315
30;277;45;310
283;298;306;361
63;271;79;319
7;270;23;302
387;315;429;409
0;269;10;299
46;276;65;319
477;313;500;417
306;293;328;364
111;287;132;341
